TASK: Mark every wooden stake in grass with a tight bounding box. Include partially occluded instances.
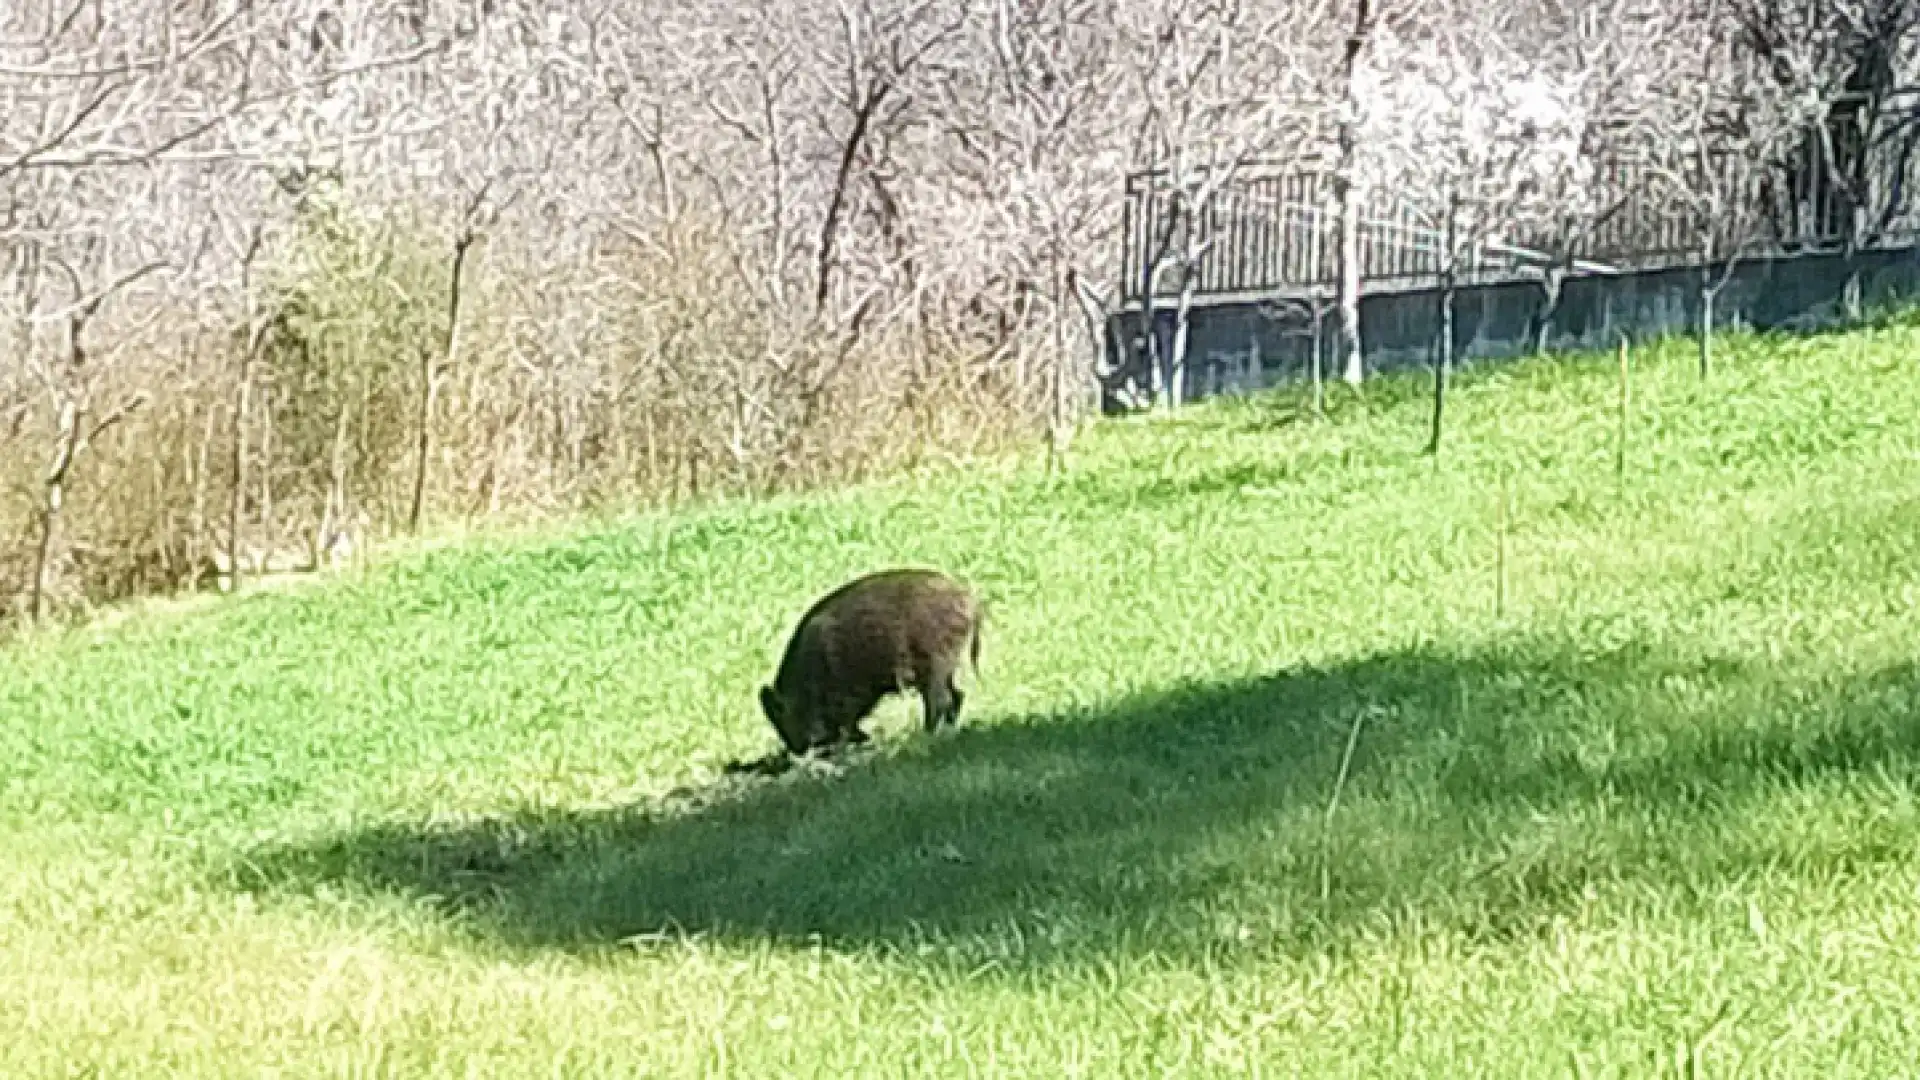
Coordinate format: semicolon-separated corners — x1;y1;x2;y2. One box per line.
1496;468;1510;619
1615;336;1631;483
1321;706;1370;904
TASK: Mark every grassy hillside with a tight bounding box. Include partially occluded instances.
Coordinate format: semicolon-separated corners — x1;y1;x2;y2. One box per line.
3;323;1919;1076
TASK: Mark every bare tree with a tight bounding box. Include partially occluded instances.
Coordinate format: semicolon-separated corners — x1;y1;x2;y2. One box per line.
1123;0;1314;411
1509;0;1673;353
8;0;1888;623
1640;0;1798;378
1734;0;1920;242
224;225;273;582
1322;0;1477;387
407;189;487;534
1355;11;1589;451
25;259;170;621
403;37;539;534
1731;0;1920;316
932;0;1133;466
1333;0;1381;387
807;0;972;315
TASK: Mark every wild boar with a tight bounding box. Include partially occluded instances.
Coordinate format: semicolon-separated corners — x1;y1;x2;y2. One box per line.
758;567;983;756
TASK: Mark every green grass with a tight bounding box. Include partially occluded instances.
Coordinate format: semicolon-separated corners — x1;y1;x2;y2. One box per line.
4;324;1920;1076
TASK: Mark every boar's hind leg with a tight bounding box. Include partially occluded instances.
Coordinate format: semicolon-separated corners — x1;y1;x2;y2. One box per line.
920;663;961;732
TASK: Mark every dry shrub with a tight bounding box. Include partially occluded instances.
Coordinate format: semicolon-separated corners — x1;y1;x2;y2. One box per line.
0;320;224;620
258;188;445;540
0;204;1057;631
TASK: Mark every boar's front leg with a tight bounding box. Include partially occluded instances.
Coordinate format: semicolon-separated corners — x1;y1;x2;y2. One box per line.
815;688;877;753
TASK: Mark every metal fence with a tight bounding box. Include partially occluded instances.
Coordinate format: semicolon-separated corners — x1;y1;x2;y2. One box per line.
1118;122;1901;306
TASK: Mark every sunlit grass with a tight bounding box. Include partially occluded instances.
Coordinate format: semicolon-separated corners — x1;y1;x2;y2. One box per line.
4;323;1919;1075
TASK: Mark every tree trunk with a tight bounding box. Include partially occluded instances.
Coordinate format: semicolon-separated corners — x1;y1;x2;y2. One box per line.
1428;270;1455;455
483;397;523;518
228;357;252;582
328;402;351;541
1334;0;1372;387
33;484;61;623
1145;320;1165;405
1012;315;1030;402
1698;268;1714;380
1337;170;1364;385
189;403;217;583
409;352;437;533
1168;264;1197;411
314;400;352;571
485;417;509;517
1532;265;1565;355
31;395;138;620
258;384;274;557
30;405;78;624
644;402;659;496
1068;265;1114;414
1428;201;1458;456
1046;249;1071;474
410;233;476;534
816;88;887;313
1310;293;1326;418
1145;245;1169;408
1697;234;1715;380
1130;189;1178;413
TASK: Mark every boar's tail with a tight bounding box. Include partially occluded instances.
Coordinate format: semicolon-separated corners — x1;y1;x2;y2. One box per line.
970;603;984;675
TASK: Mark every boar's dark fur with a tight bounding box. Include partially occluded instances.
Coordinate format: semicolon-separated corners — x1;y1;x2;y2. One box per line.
758;568;983;756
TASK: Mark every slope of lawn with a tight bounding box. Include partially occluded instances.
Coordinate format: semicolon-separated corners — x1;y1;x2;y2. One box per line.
3;321;1919;1076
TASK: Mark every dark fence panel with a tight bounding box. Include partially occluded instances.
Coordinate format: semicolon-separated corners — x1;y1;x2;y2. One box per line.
1101;244;1920;412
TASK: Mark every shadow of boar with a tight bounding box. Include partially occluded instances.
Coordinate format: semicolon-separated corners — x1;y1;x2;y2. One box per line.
757;568;983;757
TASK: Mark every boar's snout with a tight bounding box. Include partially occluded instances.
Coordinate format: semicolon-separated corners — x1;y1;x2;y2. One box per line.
758;685;809;755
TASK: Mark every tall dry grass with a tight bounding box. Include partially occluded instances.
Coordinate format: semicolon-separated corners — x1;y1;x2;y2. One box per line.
0;192;1058;628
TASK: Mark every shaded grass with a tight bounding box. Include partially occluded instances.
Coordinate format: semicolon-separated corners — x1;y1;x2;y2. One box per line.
4;322;1920;1074
240;642;1920;965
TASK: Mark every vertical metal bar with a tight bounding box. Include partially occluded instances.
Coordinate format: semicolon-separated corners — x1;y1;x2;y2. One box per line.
1269;179;1280;289
1269;177;1282;288
1202;190;1215;294
1232;187;1244;292
1258;177;1272;290
1136;174;1152;297
1295;174;1308;287
1284;176;1295;287
1230;188;1245;292
1316;172;1329;285
1400;202;1412;278
1283;175;1297;287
